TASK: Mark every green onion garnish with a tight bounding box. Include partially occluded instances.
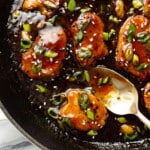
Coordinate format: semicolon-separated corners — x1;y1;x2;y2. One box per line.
137;32;150;43
44;50;58;58
48;15;58;25
116;117;127;124
76;30;84;44
52;93;65;106
62;117;74;128
32;63;42;74
135;63;149;71
78;93;89;110
47;107;59;119
98;76;109;86
80;7;91;13
23;23;31;33
67;0;76;12
20;39;32;49
84;70;90;82
103;32;109;41
127;23;136;43
124;132;138;141
87;129;98;136
36;84;47;93
71;71;85;82
78;48;92;59
87;110;95;121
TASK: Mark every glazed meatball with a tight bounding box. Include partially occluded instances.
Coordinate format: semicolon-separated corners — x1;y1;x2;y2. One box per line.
144;0;150;17
71;12;108;67
21;25;66;79
116;15;150;81
60;89;108;131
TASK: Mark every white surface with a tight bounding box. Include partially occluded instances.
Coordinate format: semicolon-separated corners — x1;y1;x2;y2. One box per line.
0;109;40;150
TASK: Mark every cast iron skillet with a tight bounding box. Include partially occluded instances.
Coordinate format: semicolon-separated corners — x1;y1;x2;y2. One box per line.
0;0;150;150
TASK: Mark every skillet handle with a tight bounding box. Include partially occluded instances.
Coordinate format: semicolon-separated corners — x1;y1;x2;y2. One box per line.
136;110;150;129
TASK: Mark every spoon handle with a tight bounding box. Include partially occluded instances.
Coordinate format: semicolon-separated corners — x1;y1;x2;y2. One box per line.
136;110;150;129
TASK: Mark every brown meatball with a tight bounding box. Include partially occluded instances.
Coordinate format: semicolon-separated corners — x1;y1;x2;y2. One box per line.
144;82;150;112
22;0;63;17
71;12;108;67
144;0;150;17
21;25;66;79
60;89;108;131
116;15;150;81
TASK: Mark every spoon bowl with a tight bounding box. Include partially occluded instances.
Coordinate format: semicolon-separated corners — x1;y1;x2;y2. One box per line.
90;66;150;129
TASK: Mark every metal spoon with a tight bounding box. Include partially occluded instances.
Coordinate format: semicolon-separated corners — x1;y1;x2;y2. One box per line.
91;66;150;129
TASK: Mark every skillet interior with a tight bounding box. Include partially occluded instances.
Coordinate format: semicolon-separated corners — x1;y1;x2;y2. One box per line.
0;0;150;150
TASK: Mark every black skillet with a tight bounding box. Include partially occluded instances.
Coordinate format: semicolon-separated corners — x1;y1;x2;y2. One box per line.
0;0;150;150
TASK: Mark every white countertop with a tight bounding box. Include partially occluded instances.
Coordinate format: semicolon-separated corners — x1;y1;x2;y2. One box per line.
0;109;40;150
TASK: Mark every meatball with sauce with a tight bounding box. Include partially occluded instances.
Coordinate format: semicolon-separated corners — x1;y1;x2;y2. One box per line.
71;12;108;67
144;82;150;112
21;25;66;79
116;15;150;81
60;89;108;132
22;0;63;17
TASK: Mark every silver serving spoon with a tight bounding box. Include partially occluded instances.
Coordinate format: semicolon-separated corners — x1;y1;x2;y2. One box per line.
91;66;150;129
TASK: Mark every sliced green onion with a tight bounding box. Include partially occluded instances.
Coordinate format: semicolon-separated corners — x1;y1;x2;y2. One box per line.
48;15;58;25
103;32;109;41
80;7;91;13
136;126;141;133
78;48;92;59
71;71;85;82
78;93;89;110
125;44;133;62
67;0;76;12
76;31;84;44
135;63;149;71
32;63;42;74
87;129;98;136
44;50;58;58
132;0;143;9
36;84;47;93
127;23;136;43
23;23;31;33
87;110;95;121
85;87;95;94
84;70;90;82
20;39;32;49
109;15;119;24
109;29;116;38
137;32;150;43
62;117;74;128
47;107;59;119
52;93;66;105
132;54;139;66
124;132;138;141
98;76;109;86
78;21;90;31
116;117;127;124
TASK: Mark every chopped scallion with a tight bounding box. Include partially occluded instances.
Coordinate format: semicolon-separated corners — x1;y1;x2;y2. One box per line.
87;129;98;136
116;117;127;124
80;7;91;13
76;31;84;44
32;63;42;74
78;93;89;110
52;93;65;105
87;110;95;121
67;0;76;12
20;39;32;49
84;70;90;82
47;107;59;119
127;23;136;43
135;63;149;71
36;84;47;93
78;48;92;59
23;23;31;33
44;50;58;58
